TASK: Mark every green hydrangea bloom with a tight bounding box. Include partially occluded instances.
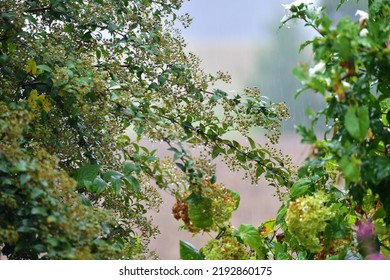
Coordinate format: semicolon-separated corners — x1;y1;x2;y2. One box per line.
200;235;250;260
286;192;335;253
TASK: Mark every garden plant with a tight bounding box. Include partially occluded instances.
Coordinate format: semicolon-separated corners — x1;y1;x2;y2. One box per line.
0;0;389;260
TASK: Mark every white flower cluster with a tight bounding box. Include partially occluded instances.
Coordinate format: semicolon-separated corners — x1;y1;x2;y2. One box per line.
280;0;314;26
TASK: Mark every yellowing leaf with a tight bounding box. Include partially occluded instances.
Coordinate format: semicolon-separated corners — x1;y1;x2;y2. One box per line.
333;81;345;102
27;90;52;112
259;218;275;237
27;90;39;109
25;58;37;75
41;95;52;113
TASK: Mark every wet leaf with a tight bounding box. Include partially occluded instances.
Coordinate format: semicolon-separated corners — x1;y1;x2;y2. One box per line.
186;193;213;229
345;106;369;141
179;240;203;260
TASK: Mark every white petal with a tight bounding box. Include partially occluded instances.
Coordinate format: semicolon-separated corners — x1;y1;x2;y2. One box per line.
342;81;351;90
359;28;369;37
309;61;326;76
355;10;369;19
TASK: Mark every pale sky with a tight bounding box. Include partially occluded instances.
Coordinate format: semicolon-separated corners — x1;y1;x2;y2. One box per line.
180;0;287;41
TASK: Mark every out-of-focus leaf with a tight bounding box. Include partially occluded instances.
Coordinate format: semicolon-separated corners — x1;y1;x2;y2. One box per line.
345;106;369;141
290;179;311;198
74;164;100;187
186;193;213;229
179;240;203;260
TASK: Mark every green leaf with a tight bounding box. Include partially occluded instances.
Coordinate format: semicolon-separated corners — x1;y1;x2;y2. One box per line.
236;224;264;255
112;179;122;194
103;170;124;194
103;170;122;181
20;173;31;185
46;237;59;246
299;40;313;52
17;226;37;233
123;162;139;175
247;137;256;149
295;125;317;144
173;150;183;161
31;207;48;216
274;242;290;260
372;158;390;183
211;145;224;159
290;179;311;198
256;166;265;177
36;64;52;72
82;31;93;41
179;240;203;260
96;49;101;60
337;0;347;10
276;205;287;225
339;155;361;183
0;54;9;65
13;160;28;172
93;176;107;194
123;175;141;192
108;24;119;32
186;193;213;229
293;66;307;82
79;194;93;207
74;164;100;187
236;152;247;164
31;187;44;199
345;106;370;141
362;156;390;185
158;75;166;84
176;162;186;172
148;82;159;90
210;89;227;103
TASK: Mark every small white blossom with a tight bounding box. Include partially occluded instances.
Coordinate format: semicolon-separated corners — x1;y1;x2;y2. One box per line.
355;10;369;20
309;61;326;76
360;28;369;37
281;0;314;25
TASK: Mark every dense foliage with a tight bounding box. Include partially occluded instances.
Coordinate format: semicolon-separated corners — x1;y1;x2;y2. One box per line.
0;0;291;259
1;0;389;260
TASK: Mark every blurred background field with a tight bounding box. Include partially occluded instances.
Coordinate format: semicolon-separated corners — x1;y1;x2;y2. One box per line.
148;0;367;259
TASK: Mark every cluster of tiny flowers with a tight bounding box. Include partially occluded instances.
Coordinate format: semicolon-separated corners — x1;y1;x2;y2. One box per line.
286;192;335;253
